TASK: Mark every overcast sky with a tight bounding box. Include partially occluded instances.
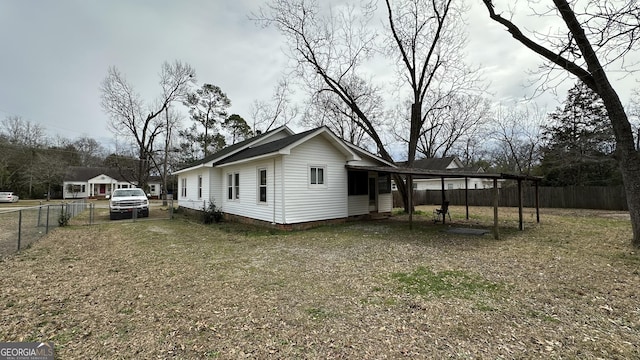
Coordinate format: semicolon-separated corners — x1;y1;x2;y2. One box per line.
0;0;637;152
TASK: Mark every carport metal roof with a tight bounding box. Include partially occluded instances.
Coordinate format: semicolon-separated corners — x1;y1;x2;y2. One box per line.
346;165;543;239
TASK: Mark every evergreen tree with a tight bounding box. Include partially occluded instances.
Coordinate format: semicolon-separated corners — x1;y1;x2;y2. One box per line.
183;83;231;157
541;82;620;186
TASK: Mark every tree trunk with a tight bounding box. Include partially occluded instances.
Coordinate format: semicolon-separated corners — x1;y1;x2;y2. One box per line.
599;90;640;247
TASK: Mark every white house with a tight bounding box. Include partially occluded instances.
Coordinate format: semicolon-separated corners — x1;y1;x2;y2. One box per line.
174;126;396;228
62;167;162;199
392;156;501;191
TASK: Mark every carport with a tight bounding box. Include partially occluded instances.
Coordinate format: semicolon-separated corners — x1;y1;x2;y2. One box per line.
346;165;543;239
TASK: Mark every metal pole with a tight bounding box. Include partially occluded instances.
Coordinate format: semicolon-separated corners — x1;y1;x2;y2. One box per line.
46;205;50;234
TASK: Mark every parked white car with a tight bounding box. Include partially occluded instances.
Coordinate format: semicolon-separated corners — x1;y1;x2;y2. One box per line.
0;191;19;203
108;188;149;220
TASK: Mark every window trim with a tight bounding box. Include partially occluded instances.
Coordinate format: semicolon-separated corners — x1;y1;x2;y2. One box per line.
198;175;203;199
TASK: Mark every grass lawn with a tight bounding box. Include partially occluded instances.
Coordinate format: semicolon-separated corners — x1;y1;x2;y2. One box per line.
1;206;638;359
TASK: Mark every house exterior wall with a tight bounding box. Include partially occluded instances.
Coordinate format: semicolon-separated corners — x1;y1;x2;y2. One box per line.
178;168;210;210
348;195;369;216
378;193;392;212
62;181;89;199
281;136;348;224
220;157;281;224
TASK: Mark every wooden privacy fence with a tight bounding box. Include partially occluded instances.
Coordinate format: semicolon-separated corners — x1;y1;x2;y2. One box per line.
393;185;628;211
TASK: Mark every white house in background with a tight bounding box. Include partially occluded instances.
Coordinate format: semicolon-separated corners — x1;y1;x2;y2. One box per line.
392;156;501;191
62;167;162;199
173;126;396;229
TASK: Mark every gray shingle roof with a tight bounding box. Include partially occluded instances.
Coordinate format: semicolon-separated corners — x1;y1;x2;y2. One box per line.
216;128;319;165
64;167;135;182
179;126;289;170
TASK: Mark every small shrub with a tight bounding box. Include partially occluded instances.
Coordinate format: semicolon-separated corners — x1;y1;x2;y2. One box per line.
202;201;223;224
58;211;71;227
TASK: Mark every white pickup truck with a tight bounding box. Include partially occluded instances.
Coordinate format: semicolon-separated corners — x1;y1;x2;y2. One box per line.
108;188;149;220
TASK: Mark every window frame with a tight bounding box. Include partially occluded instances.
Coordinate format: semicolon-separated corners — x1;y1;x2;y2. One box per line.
180;178;187;197
227;172;240;200
257;168;267;204
198;175;203;199
309;165;327;187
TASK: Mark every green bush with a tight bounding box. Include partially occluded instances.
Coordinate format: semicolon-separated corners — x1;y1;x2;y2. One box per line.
202;201;223;224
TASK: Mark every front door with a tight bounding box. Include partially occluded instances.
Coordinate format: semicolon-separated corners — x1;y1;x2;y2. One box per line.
368;175;377;212
99;184;106;195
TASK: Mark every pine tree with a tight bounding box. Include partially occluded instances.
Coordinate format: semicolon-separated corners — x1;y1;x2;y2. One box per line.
541;82;620;186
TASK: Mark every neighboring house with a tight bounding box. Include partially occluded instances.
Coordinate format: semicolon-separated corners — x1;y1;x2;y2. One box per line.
393;156;501;190
174;126;396;228
62;167;162;199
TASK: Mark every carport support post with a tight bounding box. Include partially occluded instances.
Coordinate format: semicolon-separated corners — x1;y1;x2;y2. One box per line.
408;174;413;231
440;176;446;225
518;179;524;231
493;178;499;240
535;181;540;223
465;176;469;220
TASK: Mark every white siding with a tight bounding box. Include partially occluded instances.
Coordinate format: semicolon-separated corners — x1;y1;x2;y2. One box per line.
378;193;392;212
209;167;224;209
348;195;369;216
220;158;281;223
282;136;348;224
178;169;208;210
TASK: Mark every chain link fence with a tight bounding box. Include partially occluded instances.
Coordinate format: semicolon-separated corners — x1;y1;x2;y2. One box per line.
0;198;174;258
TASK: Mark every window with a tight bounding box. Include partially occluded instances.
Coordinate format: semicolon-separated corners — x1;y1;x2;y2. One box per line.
348;171;368;195
228;173;240;200
310;166;325;185
181;178;187;197
258;168;267;203
81;185;86;193
378;173;391;194
150;184;156;192
447;183;454;190
198;175;202;199
234;173;240;199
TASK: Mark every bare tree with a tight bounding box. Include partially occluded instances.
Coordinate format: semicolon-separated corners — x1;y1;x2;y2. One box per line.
100;61;195;190
251;77;299;133
481;0;640;246
395;93;491;159
384;0;484;166
73;136;105;167
304;75;384;151
256;0;481;211
1;116;46;148
489;105;545;175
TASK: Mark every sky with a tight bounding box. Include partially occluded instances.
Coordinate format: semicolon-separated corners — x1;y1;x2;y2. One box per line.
0;0;637;153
